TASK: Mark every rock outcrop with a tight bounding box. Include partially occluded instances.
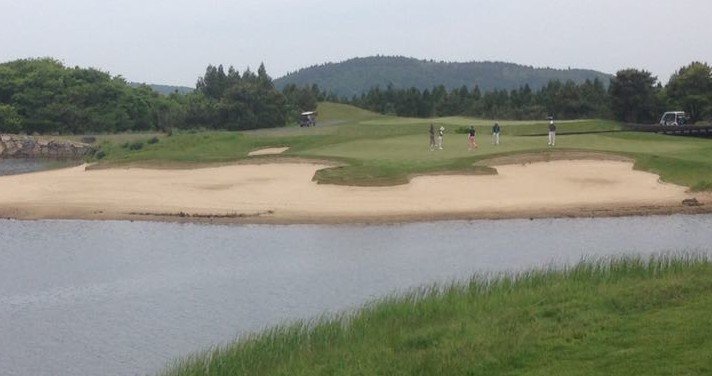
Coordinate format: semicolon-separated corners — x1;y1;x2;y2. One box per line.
0;134;95;159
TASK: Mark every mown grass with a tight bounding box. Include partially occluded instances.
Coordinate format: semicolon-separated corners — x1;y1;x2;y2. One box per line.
91;102;712;189
160;255;712;376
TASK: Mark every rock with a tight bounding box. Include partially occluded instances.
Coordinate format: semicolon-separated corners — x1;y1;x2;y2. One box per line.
682;198;702;207
0;134;94;159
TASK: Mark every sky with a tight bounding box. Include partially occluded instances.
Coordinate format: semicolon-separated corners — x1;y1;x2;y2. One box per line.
1;0;710;87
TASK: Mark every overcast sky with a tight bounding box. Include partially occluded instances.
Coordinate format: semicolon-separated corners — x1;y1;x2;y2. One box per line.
1;0;710;87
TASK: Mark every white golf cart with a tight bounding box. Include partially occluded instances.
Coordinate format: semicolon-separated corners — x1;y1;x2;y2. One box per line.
299;111;317;127
659;111;688;126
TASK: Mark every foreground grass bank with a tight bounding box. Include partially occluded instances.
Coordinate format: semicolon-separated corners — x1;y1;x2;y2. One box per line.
86;102;712;189
162;255;712;375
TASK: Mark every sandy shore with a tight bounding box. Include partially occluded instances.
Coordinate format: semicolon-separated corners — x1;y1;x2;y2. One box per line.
0;160;708;224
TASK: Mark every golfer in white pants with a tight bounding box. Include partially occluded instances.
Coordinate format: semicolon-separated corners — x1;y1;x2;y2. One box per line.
548;120;556;146
437;126;445;149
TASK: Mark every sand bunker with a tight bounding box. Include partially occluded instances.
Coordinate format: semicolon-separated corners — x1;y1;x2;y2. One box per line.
248;147;289;156
0;160;703;223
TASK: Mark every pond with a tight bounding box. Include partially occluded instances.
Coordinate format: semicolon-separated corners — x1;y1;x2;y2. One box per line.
1;215;711;375
0;158;80;176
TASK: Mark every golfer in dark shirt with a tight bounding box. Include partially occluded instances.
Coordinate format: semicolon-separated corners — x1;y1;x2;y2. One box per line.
468;126;478;150
429;124;436;151
492;123;501;145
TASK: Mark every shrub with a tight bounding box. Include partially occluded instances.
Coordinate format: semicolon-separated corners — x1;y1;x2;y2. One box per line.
128;141;144;150
147;136;159;145
95;150;106;159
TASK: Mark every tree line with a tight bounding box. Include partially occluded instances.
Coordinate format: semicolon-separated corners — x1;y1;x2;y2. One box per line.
0;58;319;134
273;56;612;99
340;61;712;124
0;58;710;134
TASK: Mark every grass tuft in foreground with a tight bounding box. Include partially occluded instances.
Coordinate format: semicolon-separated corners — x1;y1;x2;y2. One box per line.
160;254;712;375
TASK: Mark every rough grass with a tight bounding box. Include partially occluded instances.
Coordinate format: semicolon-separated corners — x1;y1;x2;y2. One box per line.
91;102;712;189
160;254;712;376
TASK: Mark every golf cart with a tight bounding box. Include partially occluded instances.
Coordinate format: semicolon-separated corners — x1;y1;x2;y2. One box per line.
659;111;688;126
299;111;317;127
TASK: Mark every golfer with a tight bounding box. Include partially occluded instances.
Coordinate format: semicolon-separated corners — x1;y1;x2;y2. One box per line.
548;119;556;146
492;122;501;145
467;126;478;150
437;126;445;150
429;124;436;151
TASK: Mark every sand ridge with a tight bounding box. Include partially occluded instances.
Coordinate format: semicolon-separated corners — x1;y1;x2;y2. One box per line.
0;160;706;223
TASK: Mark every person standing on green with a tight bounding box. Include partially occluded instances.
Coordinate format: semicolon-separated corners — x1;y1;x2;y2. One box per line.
467;126;478;150
492;122;501;145
429;124;436;151
548;119;556;146
437;126;445;150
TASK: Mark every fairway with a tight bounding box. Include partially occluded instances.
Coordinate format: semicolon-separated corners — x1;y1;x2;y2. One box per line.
92;102;712;190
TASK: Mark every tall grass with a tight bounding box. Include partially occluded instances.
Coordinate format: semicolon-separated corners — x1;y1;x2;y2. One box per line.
160;254;712;375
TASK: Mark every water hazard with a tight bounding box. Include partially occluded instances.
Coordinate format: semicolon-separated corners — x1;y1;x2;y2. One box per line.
1;215;711;375
0;158;79;176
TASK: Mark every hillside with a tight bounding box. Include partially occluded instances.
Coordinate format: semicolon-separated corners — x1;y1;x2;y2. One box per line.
129;82;194;95
274;56;612;98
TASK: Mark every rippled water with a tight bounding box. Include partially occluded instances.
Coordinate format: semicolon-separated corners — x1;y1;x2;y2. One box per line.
1;215;711;375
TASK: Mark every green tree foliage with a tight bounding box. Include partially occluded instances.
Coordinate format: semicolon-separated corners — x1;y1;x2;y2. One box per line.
193;63;288;130
282;84;319;123
0;58;173;134
346;78;611;120
609;69;660;123
0;58;289;134
0;103;22;133
665;62;712;123
274;56;613;98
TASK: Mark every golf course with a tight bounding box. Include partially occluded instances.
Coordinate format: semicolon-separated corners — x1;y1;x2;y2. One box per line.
1;102;710;223
3;103;712;375
84;102;712;190
4;1;712;375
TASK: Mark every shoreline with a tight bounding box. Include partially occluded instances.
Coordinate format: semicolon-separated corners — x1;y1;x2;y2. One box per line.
0;158;709;225
1;201;711;225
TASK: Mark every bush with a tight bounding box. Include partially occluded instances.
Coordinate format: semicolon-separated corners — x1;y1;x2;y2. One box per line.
147;136;159;144
81;136;97;144
128;141;144;150
95;150;106;159
121;141;130;149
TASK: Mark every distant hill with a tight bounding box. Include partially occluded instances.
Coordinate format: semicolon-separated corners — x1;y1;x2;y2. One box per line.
129;82;194;95
274;56;612;98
